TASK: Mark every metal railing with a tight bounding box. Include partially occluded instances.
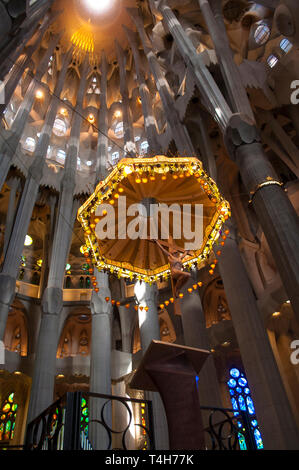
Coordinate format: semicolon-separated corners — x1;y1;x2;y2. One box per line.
24;392;257;451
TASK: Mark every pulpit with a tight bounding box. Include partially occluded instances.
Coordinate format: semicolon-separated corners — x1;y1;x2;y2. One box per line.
130;340;210;450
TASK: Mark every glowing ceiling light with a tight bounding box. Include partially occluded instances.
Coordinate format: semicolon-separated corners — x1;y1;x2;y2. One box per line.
115;110;122;118
35;90;44;100
24;235;33;247
71;27;95;53
87;113;95;124
84;0;112;13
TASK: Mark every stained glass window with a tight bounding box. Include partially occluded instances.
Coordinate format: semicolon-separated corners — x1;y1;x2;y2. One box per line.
254;24;270;45
227;368;264;450
280;38;293;54
0;393;18;441
267;54;278;68
81;397;89;437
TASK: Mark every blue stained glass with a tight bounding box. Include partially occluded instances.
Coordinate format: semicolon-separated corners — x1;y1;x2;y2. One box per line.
231;398;238;411
228;378;237;388
246;396;255;415
226;367;263;450
230;368;240;378
238;395;246;411
238;377;247;387
254;429;264;449
238;433;247;450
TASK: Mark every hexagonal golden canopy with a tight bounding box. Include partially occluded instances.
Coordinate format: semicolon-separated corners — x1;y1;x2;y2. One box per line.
78;156;230;283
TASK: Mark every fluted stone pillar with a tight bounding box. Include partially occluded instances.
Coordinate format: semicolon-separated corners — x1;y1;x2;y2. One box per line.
124;26;162;155
26;287;63;422
115;41;136;157
153;1;232;132
128;8;195;156
180;274;223;412
0;12;57;117
0;48;72;340
96;51;109;182
89;271;113;450
218;225;299;449
27;57;89;420
2;177;20;257
198;0;254;119
0;32;63;191
134;282;169;450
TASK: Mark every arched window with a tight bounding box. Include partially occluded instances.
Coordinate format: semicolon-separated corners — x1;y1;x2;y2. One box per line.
111;151;119;163
114;121;124;139
254;24;270;45
227;367;263;450
85;277;91;289
140;140;149;155
53;118;67;137
280;38;293;54
56;149;66;165
267;54;278;68
0;393;18;441
23;137;36;153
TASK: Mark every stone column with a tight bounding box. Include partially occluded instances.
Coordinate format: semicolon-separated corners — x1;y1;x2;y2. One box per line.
2;177;20;257
96;51;109;182
0;32;63;191
0;47;73;340
134;281;169;450
0;12;57;117
153;1;232;132
180;274;223;410
218;225;299;449
124;26;162;155
115;41;136;157
47;55;89;290
228;126;299;323
89;271;113;450
26;286;63;422
128;8;195;156
198;0;254;119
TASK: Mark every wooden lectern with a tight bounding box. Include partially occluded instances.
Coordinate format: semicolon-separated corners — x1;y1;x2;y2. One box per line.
130;340;210;450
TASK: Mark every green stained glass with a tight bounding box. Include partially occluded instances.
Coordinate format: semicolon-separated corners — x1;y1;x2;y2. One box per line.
0;393;19;441
3;404;10;413
5;421;11;432
82;408;88;416
81;398;87;408
8;394;14;403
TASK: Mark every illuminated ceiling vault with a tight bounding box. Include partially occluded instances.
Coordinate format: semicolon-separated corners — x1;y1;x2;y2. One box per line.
52;0;139;61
